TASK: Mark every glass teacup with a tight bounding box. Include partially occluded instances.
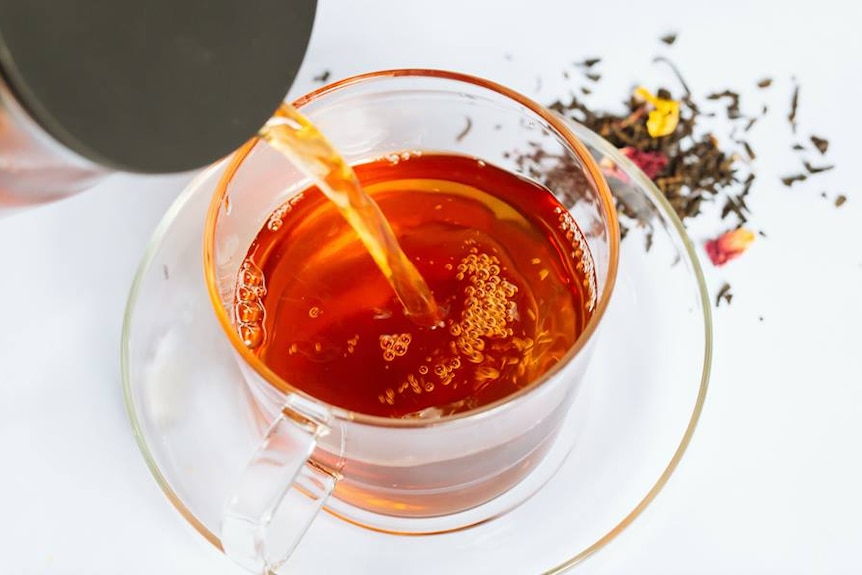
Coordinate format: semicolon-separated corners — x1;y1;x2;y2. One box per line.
203;70;619;573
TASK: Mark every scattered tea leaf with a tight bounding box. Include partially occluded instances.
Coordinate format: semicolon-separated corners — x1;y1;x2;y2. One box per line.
716;282;733;307
455;117;473;142
581;86;592;95
781;174;807;187
810;135;829;154
619;221;630;239
707;90;741;120
788;83;800;133
757;78;773;88
660;33;678;45
742;173;756;196
792;143;805;151
744;117;758;132
312;69;331;83
741;140;756;160
721;196;747;222
835;194;847;207
652;56;692;96
585;72;602;82
803;161;834;174
721;175;754;223
576;57;601;68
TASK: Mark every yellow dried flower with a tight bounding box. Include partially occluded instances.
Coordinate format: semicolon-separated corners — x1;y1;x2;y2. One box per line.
634;86;680;138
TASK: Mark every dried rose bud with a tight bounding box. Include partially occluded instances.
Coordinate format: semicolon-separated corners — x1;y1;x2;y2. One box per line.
705;228;755;266
621;147;669;179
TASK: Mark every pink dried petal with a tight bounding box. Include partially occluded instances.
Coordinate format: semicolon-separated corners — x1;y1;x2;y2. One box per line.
621;147;669;180
705;228;755;266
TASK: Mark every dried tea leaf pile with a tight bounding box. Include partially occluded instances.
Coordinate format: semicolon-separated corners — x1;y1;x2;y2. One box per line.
548;61;837;237
535;37;839;308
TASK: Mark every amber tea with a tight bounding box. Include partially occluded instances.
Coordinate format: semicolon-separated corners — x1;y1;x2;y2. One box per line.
235;142;596;419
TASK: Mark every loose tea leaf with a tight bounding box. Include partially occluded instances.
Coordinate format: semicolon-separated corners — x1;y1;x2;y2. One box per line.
788;83;800;133
792;143;806;151
803;161;834;174
707;90;741;120
585;72;602;82
810;135;829;154
312;69;331;83
576;57;601;68
652;56;692;96
660;33;678;45
716;283;733;307
645;229;654;251
721;174;755;223
455;117;473;142
744;117;758;132
835;194;847;207
781;174;807;187
757;78;773;88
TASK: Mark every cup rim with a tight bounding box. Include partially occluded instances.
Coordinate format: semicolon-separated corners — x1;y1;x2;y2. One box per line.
202;68;620;428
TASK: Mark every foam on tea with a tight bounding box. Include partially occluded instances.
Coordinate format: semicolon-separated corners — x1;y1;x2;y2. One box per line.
234;127;596;418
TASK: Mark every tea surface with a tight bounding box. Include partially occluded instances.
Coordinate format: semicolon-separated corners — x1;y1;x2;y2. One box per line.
236;152;596;418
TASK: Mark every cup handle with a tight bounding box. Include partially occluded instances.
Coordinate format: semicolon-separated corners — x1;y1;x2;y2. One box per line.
221;397;338;574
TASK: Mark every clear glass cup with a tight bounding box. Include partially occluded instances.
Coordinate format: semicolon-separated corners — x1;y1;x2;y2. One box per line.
203;69;619;573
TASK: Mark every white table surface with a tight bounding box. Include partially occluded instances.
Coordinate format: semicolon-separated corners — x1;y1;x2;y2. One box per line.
2;0;860;573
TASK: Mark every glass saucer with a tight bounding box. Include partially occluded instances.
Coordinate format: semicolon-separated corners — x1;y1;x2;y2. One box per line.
122;120;711;574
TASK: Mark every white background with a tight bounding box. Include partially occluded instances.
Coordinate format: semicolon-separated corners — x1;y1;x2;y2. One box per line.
2;0;861;573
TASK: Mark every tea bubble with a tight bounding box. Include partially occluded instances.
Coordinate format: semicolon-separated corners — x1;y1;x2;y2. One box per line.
240;324;264;348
